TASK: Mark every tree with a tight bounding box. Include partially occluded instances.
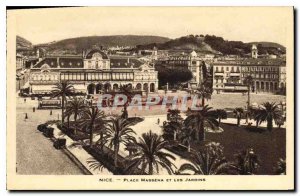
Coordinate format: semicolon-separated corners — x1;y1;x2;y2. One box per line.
243;75;253;123
178;142;233;175
179;127;194;152
195;83;212;106
248;106;260;127
274;158;286;175
51;82;74;123
255;102;282;131
215;109;227;126
164;109;183;141
78;106;106;147
184;105;218;141
162;121;182;141
233;107;244;126
167;109;182;123
126;131;176;175
119;84;135;104
232;148;260;175
65;97;86;134
156;65;193;87
105;116;137;167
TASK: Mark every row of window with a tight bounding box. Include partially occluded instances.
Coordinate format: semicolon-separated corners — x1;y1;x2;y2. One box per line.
242;67;279;72
242;73;279;79
215;66;240;72
215;66;280;72
31;74;59;81
60;72;135;81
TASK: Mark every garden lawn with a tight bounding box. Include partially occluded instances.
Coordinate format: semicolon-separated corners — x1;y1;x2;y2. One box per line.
205;123;286;175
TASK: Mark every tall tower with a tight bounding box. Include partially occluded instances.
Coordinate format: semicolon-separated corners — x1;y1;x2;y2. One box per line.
251;44;258;59
188;51;200;88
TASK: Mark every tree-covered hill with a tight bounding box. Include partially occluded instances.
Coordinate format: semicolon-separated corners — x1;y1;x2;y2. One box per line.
16;35;33;50
36;35;171;54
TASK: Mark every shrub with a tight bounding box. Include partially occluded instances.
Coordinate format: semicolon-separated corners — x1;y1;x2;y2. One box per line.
37;124;47;132
53;138;66;149
43;127;54;138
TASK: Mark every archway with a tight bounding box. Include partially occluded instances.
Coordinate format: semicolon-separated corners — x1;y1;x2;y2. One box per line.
261;82;265;92
87;83;95;94
270;82;274;92
127;83;133;89
104;83;111;92
143;83;149;91
256;81;260;92
96;83;103;94
136;83;142;90
113;83;119;90
150;83;155;92
265;82;269;92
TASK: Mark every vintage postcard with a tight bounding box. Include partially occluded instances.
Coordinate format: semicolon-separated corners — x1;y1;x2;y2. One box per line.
6;7;294;190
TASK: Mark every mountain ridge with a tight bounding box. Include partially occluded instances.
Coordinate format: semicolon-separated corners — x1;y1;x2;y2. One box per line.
17;34;285;56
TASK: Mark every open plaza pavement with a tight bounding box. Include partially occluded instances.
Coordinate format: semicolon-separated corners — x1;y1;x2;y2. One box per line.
15;91;286;175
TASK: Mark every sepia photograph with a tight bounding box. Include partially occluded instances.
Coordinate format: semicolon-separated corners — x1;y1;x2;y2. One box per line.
6;6;294;190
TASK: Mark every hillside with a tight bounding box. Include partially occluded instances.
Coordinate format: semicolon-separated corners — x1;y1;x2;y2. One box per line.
137;35;286;56
248;42;285;51
16;35;33;50
137;35;219;54
248;42;286;55
37;35;171;54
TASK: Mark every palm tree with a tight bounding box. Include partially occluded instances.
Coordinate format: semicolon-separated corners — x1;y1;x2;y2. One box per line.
162;121;182;141
232;148;260;175
233;107;244;126
51;82;74;123
215;109;227;126
78;106;106;147
105;116;137;167
126;131;176;175
255;102;282;131
167;109;182;123
184;105;218;141
65;97;86;134
248;106;260;127
119;84;135;104
244;75;253;123
163;109;183;141
178;142;233;175
179;128;194;152
194;83;212;106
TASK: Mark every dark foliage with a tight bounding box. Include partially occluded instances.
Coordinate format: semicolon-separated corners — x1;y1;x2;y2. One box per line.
155;65;193;87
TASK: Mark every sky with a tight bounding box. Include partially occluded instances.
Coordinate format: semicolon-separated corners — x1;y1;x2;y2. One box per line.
8;7;292;46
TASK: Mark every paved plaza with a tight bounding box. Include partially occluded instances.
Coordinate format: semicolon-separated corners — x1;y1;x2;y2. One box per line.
16;97;84;175
15;91;286;175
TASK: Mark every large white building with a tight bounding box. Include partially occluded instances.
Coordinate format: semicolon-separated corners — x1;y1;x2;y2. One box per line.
212;45;286;94
29;49;158;95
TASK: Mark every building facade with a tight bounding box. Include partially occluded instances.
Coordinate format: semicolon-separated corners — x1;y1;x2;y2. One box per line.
212;58;286;94
157;51;207;88
29;49;158;95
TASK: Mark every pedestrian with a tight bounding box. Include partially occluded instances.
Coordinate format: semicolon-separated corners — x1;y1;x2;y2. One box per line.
25;113;28;120
50;110;52;115
33;107;35;112
157;118;160;125
24;98;26;103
